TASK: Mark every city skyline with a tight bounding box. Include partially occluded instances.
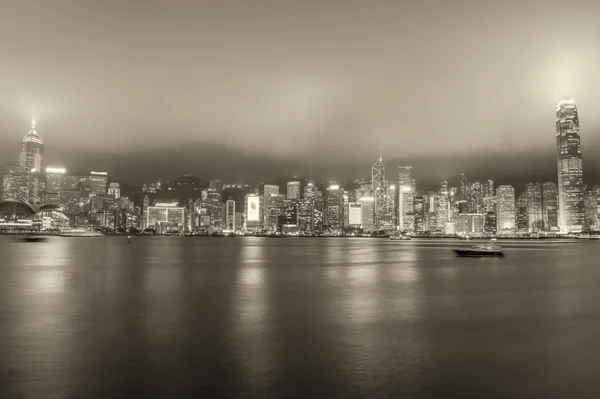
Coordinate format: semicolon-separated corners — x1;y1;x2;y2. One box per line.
1;1;600;184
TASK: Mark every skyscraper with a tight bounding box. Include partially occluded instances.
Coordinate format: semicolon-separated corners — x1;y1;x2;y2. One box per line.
398;166;415;232
20;119;44;173
371;156;386;229
583;186;598;231
516;192;528;234
225;197;236;230
542;181;559;231
496;185;515;235
325;183;342;231
303;181;316;202
556;99;585;233
287;181;301;200
17;119;45;203
525;182;543;233
263;184;279;227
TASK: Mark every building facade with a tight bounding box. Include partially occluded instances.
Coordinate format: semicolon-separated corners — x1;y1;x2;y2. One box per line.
556;99;585;233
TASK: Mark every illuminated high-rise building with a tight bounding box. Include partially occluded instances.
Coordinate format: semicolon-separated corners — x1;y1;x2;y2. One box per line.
496;185;515;235
325;183;343;231
304;181;316;202
398;166;415;232
556;99;584;233
224;197;236;230
2;165;28;201
107;183;121;199
482;180;495;213
525;182;543;233
371;155;386;228
287;181;301;200
414;195;425;232
516;192;528;234
542;181;559;231
266;194;285;231
263;184;279;227
583;186;598;231
359;196;375;230
20;119;44;173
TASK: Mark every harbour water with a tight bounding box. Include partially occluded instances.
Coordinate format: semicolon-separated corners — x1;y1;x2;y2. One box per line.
1;237;600;398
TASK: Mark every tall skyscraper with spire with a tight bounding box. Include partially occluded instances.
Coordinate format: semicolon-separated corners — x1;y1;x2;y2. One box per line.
556;99;584;233
20;118;44;173
371;155;386;229
14;118;45;203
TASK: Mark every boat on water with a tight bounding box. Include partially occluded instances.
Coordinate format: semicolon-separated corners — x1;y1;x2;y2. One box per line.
454;243;504;258
59;228;104;237
390;232;411;241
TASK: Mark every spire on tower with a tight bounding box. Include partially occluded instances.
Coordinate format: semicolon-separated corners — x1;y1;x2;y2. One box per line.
31;118;36;129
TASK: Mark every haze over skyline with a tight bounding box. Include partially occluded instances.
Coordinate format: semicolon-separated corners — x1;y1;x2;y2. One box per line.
1;0;600;186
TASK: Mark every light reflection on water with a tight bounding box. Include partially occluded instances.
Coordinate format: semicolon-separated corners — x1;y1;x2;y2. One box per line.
2;238;600;398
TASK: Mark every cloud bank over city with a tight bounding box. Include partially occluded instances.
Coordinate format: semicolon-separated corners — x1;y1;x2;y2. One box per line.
1;0;599;184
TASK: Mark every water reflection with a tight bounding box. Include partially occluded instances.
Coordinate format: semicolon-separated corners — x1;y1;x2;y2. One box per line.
232;243;276;393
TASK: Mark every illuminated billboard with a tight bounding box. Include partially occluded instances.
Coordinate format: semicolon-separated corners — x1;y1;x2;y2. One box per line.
246;195;260;222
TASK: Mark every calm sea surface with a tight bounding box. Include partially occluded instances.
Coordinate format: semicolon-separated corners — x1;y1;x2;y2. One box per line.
1;237;600;398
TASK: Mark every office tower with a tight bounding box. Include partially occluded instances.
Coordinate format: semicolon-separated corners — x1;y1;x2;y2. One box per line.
2;165;28;201
287;181;301;200
525;182;543;233
583;187;598;231
482;180;495;213
312;191;324;232
484;211;497;236
263;184;279;227
297;199;312;231
398;166;415;232
325;183;342;231
209;179;224;199
282;203;298;228
342;191;349;228
459;174;468;206
206;188;223;228
386;184;397;228
496;185;515;235
468;181;483;213
244;194;262;231
45;167;80;213
556;99;585;233
595;185;600;228
107;183;121;199
541;182;559;231
414;195;425;232
20;119;44;173
516;192;528;234
356;179;372;200
359;196;375;230
266;194;285;231
426;191;438;233
304;180;316;202
225;197;236;230
142;195;150;229
456;214;485;236
372;156;386;228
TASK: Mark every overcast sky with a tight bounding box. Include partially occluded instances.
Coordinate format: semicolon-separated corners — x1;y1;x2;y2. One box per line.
1;0;599;187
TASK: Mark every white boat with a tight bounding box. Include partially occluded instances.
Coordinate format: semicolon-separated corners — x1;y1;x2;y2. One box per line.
59;228;104;237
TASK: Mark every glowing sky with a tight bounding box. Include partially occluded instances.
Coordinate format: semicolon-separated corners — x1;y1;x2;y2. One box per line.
1;0;599;185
